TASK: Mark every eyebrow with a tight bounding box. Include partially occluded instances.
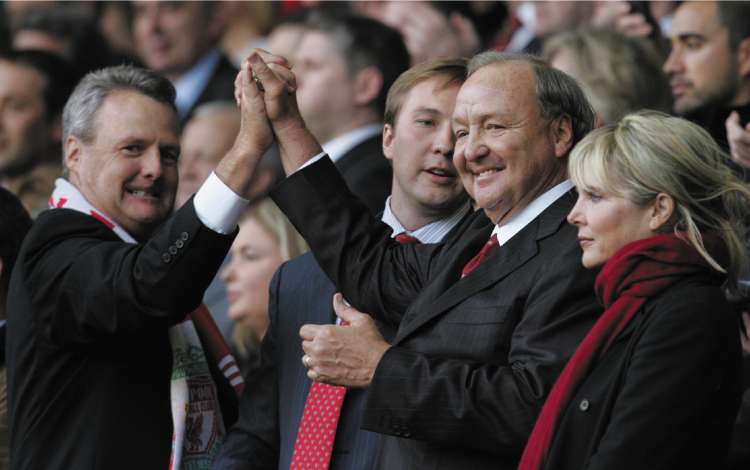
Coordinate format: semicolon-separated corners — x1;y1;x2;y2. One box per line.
411;107;441;115
676;32;706;42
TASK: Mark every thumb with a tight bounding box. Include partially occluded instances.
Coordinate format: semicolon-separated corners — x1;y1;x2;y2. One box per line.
333;293;358;324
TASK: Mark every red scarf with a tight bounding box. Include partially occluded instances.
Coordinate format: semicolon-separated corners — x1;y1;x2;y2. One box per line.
518;233;725;470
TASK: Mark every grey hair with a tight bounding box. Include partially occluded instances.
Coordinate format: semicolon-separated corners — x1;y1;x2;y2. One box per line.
468;51;596;148
62;65;176;144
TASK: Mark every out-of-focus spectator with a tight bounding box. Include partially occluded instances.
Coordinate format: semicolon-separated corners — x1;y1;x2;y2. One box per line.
221;199;308;375
12;6;131;81
177;102;240;209
176;101;241;344
265;9;311;61
220;1;277;67
354;0;480;64
0;49;76;216
96;2;138;59
177;101;286;342
293;11;409;214
664;1;750;161
543;30;672;125
0;187;32;469
132;1;236;124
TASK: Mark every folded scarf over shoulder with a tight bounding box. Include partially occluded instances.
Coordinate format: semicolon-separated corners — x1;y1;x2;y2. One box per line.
518;232;727;470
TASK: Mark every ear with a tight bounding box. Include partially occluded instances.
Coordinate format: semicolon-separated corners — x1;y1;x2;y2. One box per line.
64;135;82;176
550;115;574;159
648;192;675;232
736;36;750;78
352;66;384;108
382;123;395;162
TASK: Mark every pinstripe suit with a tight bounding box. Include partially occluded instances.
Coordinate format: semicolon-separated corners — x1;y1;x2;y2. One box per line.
270;157;601;470
213;200;467;469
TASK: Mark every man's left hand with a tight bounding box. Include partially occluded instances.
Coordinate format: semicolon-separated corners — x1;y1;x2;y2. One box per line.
300;293;390;388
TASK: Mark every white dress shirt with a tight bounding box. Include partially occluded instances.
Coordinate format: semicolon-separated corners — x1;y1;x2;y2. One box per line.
491;179;574;245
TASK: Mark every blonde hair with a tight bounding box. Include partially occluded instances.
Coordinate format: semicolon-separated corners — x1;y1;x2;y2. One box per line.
543;30;671;125
569;111;750;284
239;198;309;262
233;198;308;357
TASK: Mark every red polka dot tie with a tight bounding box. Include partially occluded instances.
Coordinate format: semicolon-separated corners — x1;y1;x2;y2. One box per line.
289;378;348;469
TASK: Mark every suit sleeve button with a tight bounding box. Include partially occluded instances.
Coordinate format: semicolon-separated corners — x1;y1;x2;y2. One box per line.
579;399;590;412
180;232;189;241
169;246;178;255
162;253;172;263
175;239;184;248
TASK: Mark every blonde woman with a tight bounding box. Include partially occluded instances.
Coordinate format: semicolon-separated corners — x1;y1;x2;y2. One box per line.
520;111;748;470
221;198;308;374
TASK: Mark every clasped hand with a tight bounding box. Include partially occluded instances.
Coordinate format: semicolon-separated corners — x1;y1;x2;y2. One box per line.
232;49;301;155
300;293;391;388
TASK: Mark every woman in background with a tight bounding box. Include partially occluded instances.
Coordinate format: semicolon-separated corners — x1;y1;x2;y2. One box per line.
520;111;748;470
222;198;308;375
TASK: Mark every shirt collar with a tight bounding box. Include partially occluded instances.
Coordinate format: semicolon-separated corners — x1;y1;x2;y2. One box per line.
174;49;222;119
381;196;471;244
491;179;574;245
322;124;382;163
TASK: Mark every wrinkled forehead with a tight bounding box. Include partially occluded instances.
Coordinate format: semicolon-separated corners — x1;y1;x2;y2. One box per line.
91;90;179;142
453;63;539;121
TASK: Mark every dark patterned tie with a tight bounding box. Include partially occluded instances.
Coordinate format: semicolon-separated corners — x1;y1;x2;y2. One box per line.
394;232;419;244
461;234;499;278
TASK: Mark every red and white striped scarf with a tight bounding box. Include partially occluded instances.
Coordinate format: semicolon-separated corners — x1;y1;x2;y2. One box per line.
50;178;244;469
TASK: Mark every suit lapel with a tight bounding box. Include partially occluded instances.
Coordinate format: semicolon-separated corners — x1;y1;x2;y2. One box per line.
393;190;576;344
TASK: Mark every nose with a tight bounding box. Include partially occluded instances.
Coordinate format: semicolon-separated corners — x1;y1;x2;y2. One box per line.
567;194;585;226
462;130;489;163
433;122;454;158
141;148;164;180
221;262;235;283
663;46;683;75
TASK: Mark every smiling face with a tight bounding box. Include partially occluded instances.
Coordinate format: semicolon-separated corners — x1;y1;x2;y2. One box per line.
221;217;284;340
384;77;467;217
663;1;739;115
65;90;180;239
567;187;658;268
452;62;570;224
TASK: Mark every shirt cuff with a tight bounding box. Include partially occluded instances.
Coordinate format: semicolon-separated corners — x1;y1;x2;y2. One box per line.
194;172;249;234
294;151;328;173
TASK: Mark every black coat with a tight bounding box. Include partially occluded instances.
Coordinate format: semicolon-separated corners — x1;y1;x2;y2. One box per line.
272;157;600;470
545;279;742;470
6;201;236;470
334;134;392;216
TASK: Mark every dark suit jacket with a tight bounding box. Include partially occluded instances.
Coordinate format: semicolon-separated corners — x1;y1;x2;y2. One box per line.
334;134;391;215
546;279;741;470
271;158;600;470
181;53;238;126
6;201;236;470
214;252;393;469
